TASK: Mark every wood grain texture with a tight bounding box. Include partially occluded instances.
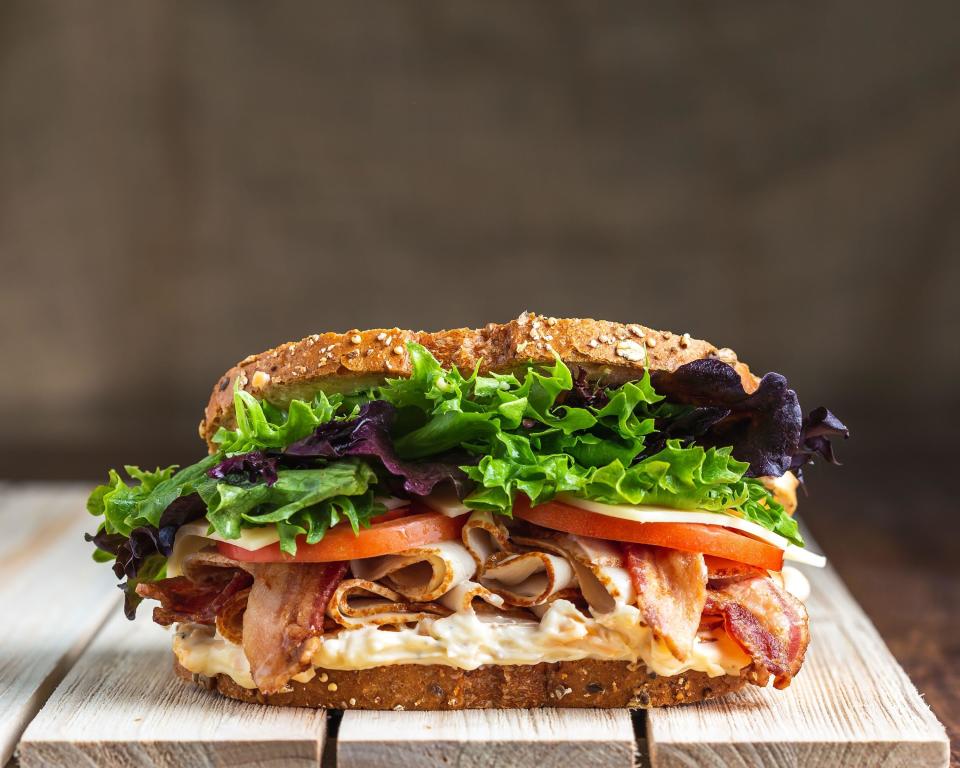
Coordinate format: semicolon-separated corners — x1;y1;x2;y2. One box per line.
10;493;948;768
0;484;117;767
646;528;950;768
807;471;960;768
18;612;327;768
336;708;635;768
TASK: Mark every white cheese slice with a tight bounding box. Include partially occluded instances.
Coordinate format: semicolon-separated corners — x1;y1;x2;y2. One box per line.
554;494;826;568
419;488;472;518
171;520;280;552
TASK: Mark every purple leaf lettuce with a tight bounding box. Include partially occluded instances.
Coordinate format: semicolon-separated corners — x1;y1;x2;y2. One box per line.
652;359;848;478
285;400;472;498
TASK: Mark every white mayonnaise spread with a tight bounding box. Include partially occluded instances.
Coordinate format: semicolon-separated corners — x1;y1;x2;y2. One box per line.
173;599;752;690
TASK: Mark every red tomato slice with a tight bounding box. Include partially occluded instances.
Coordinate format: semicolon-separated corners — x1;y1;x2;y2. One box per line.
513;497;784;571
216;505;466;563
368;506;411;525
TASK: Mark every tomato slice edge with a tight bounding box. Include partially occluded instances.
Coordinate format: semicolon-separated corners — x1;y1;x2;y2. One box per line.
514;497;784;571
216;508;466;563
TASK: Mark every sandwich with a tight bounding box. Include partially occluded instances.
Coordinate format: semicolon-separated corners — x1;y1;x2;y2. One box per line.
86;313;848;709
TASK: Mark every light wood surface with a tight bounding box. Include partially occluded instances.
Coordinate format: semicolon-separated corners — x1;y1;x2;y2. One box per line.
646;532;950;767
0;484;117;766
6;486;950;767
337;708;636;768
18;611;328;768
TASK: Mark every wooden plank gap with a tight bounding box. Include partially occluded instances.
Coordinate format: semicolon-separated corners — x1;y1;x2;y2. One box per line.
631;709;650;768
321;710;342;768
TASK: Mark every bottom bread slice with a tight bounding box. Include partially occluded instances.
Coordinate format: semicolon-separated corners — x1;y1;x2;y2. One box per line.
175;657;766;709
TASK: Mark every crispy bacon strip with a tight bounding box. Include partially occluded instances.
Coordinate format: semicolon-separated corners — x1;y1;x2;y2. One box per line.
704;575;810;689
705;555;767;589
215;587;251;644
242;562;348;694
624;543;707;661
136;569;252;627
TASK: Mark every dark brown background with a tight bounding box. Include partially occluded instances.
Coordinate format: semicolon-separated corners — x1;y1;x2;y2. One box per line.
0;1;957;755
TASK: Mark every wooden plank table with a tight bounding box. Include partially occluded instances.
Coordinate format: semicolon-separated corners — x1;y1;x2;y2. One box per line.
0;484;118;766
3;484;951;767
18;612;327;768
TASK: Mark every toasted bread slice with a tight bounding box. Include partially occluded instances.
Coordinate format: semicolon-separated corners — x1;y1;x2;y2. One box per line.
176;657;766;710
201;312;754;448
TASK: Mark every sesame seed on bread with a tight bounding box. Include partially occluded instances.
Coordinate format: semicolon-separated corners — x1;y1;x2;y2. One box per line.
201;312;756;450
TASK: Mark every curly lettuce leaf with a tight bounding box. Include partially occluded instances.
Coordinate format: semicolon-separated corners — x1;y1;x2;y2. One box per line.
382;343;805;546
88;457;220;537
213;384;345;454
87;453;381;614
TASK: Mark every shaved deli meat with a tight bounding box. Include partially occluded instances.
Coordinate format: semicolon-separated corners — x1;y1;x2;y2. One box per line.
479;550;577;607
528;588;590;619
349;540;477;602
136;569;253;627
241;562;348;694
327;578;450;629
511;529;635;613
461;510;515;568
438;580;506;614
704;575;810;689
625;544;707;661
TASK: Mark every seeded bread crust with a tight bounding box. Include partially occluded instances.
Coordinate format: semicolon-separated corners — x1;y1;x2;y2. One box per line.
175;657;766;710
201;312;752;448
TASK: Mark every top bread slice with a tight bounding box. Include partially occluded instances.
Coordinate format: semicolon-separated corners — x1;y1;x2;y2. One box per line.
201;312;755;449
